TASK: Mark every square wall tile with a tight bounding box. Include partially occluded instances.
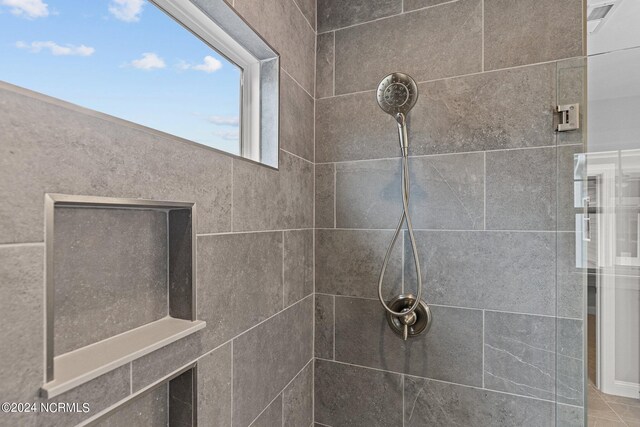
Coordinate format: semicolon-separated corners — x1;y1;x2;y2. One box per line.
234;0;315;93
315;294;335;359
404;376;554;426
333;152;487;230
334;0;482;94
197;232;283;350
315;163;335;228
484;311;556;400
405;230;556;315
486;147;557;231
0;245;43;426
280;72;314;162
317;0;401;32
335;297;483;386
315;359;402;427
250;396;283;427
484;0;583;70
284;229;314;307
294;0;316;30
232;298;312;427
316;229;402;298
316;32;335;98
283;362;313;427
409;63;557;156
316;93;398;163
233;151;313;232
197;343;232;427
94;383;168;426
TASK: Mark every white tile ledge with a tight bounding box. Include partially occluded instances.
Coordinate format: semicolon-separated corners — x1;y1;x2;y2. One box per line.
41;316;205;398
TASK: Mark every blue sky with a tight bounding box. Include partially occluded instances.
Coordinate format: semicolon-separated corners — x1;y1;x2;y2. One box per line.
0;0;242;153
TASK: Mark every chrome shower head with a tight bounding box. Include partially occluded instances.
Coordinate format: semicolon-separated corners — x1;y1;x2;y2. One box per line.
376;72;419;117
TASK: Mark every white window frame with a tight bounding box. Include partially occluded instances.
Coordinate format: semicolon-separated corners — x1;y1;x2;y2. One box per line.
152;0;262;162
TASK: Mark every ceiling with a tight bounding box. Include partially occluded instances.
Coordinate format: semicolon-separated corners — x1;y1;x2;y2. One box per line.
588;0;640;55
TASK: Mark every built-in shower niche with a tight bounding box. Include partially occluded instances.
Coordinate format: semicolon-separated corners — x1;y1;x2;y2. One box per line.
89;365;197;426
41;194;205;399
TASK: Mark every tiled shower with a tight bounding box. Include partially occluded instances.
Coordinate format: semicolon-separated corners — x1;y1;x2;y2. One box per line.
0;0;586;426
313;0;585;425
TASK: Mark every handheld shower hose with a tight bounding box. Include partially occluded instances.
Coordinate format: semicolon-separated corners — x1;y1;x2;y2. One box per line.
376;73;431;340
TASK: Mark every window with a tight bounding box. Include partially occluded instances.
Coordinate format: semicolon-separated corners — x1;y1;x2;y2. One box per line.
0;0;278;165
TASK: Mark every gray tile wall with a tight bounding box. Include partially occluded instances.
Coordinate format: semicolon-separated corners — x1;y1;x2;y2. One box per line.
313;0;586;425
0;0;588;425
53;207;169;355
0;0;315;425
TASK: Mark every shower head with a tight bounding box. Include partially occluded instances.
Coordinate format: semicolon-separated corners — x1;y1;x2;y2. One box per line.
377;72;418;156
376;72;419;117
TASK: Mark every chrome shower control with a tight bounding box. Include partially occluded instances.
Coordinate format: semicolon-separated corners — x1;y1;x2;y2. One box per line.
386;294;432;340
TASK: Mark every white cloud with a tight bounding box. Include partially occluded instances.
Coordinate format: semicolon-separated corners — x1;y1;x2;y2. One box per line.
193;56;222;73
214;129;239;141
16;40;95;56
129;52;165;70
108;0;144;22
178;56;223;73
209;115;239;126
1;0;49;18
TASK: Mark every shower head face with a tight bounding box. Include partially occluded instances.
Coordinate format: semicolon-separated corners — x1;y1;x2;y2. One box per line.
377;72;419;117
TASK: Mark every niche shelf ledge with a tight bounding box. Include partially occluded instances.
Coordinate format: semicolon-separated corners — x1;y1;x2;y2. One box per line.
41;317;205;399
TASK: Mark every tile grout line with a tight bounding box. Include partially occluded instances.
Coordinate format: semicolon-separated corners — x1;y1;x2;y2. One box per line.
317;55;586;100
281;147;314;165
247;358;314;427
281;67;315;101
332;31;336;97
197;294;314;366
332;294;336;360
282;231;286;310
164;214;166;318
316;0;462;35
599;392;627;424
317;357;562;405
402;374;405;426
401;231;405;293
315;227;560;233
482;309;485;388
231;339;235;426
481;0;484;72
76;360;197;427
483;151;487;230
322;294;577;319
231;159;234;232
0;241;45;248
312;360;316;426
333;163;337;228
290;0;315;33
315;143;582;166
197;227;314;237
